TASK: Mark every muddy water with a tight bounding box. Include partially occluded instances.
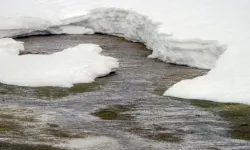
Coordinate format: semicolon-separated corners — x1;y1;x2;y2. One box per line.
1;34;250;150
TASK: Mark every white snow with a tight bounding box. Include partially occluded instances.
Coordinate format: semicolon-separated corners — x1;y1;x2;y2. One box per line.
60;8;226;69
0;38;118;87
0;0;250;104
165;40;250;105
0;38;24;55
55;136;121;150
48;25;94;35
0;0;60;37
0;17;54;30
0;0;228;69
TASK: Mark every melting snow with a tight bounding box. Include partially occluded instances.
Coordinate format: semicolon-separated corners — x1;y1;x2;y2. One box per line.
0;0;249;104
0;39;118;87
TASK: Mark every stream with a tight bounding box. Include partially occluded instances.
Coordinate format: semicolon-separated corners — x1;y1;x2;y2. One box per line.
1;34;249;150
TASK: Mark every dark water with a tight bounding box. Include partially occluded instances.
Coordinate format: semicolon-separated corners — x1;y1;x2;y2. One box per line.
0;34;249;150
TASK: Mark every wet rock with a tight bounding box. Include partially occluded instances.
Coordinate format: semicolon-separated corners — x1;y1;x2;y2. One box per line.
19;51;47;55
240;123;248;127
47;123;59;128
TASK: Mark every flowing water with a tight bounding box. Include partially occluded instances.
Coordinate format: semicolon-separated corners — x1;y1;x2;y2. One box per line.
0;34;249;150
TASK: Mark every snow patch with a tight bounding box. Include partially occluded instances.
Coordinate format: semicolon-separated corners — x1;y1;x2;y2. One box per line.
55;136;121;150
0;39;119;87
0;38;24;55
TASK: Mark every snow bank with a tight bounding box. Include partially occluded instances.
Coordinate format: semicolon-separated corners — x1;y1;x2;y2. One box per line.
0;0;60;38
0;17;54;38
64;8;225;69
0;38;118;87
165;40;250;105
0;1;226;69
161;1;250;105
48;25;94;35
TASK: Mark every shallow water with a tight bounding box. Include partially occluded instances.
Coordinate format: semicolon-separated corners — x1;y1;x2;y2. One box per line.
1;34;249;150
